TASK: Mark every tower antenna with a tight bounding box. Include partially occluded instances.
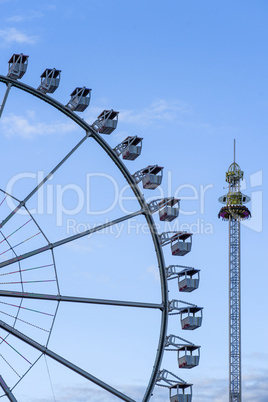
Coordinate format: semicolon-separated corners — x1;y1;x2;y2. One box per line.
234;139;236;164
218;142;251;401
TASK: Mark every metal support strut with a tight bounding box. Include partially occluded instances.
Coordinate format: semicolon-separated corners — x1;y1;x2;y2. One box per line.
0;83;12;119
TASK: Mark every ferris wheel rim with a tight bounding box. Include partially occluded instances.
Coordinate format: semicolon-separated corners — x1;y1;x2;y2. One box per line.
0;75;169;401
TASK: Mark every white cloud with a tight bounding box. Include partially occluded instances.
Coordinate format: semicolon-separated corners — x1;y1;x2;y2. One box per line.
23;370;268;402
1;111;78;139
0;27;38;45
7;11;43;23
119;99;192;126
108;99;230;135
193;371;268;402
27;383;147;402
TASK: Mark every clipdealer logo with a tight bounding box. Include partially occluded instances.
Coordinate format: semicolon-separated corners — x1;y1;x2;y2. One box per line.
4;170;215;235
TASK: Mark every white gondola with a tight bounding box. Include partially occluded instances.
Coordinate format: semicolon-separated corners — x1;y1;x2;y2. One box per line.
180;307;203;330
171;233;192;256
38;68;61;93
66;87;91;112
177;268;200;292
142;166;163;189
97;110;119;134
159;198;180;222
178;345;200;369
7;53;29;79
122;136;143;160
114;136;142;160
169;383;192;402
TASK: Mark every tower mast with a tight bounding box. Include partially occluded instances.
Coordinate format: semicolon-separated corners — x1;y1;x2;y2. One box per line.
218;141;251;401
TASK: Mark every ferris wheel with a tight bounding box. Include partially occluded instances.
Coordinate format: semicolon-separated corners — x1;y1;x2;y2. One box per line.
0;54;202;402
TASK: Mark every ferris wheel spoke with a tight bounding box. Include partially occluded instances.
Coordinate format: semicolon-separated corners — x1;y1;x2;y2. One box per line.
0;82;12;119
0;319;135;402
0;290;163;310
0;132;91;231
0;375;18;402
0;210;144;269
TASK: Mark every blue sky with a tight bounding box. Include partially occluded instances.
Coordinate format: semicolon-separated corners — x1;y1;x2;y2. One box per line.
0;0;267;401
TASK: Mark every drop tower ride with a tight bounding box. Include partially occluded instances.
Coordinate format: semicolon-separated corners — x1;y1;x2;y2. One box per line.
218;140;251;402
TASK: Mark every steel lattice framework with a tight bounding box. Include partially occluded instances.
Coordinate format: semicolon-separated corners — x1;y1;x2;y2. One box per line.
218;141;251;402
229;218;241;401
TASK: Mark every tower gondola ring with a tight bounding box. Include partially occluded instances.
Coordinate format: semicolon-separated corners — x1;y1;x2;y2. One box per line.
218;205;251;221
